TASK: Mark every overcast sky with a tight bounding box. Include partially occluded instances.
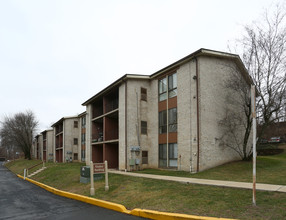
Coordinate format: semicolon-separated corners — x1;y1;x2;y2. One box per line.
0;0;284;132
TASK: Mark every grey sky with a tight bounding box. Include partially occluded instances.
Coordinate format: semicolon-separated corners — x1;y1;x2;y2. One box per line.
0;0;283;132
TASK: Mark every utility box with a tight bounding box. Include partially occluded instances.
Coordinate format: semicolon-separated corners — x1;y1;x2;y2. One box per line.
129;159;135;166
135;158;140;165
80;166;90;177
130;146;140;152
80;166;103;184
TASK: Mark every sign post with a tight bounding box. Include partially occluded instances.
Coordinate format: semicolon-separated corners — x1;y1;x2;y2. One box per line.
90;161;95;196
251;85;256;206
90;161;109;194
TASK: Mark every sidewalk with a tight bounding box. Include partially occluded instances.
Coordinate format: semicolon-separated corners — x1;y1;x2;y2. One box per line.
109;170;286;193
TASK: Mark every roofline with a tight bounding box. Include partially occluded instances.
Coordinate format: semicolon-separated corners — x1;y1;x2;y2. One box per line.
78;111;87;117
41;129;53;134
51;115;79;127
82;48;253;106
82;74;149;106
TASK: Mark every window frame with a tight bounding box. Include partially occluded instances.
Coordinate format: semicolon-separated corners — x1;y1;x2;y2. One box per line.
158;77;167;101
168;108;177;133
168;73;177;98
141;120;148;135
159;110;167;134
74;121;78;128
141;87;147;101
73;138;78;145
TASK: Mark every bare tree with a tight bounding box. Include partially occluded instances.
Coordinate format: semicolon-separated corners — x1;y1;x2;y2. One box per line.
219;65;253;160
0;110;38;160
240;5;286;142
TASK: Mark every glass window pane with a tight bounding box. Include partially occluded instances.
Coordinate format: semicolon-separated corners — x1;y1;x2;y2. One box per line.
159;110;167;134
159;93;167;101
173;73;177;88
169;124;177;132
168;108;177;132
168;73;177;90
169;89;177;98
159;144;167;167
159;78;167;94
168;143;177;167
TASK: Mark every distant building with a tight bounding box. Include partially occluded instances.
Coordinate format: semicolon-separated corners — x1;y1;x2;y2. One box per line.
52;116;80;163
82;48;253;172
79;112;87;162
41;129;54;162
34;134;43;160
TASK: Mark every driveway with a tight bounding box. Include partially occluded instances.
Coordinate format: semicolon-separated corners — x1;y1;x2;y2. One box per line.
0;162;144;220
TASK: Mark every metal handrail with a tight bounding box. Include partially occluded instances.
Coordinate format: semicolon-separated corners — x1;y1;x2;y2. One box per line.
24;161;45;178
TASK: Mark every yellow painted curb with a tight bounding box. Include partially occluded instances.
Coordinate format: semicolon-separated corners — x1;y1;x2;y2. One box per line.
17;175;127;213
130;208;234;220
17;175;236;220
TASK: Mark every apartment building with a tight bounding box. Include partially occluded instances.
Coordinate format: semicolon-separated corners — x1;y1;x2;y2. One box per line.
41;129;54;162
52;116;80;163
82;48;252;172
79;111;87;162
34;134;43;160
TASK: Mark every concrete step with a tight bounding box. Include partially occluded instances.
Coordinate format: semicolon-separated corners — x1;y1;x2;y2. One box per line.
28;167;46;177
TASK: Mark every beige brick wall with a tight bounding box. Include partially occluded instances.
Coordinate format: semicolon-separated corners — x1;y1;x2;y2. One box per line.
177;60;194;172
46;130;54;162
85;105;92;165
198;56;250;171
118;78;158;171
118;83;126;170
146;79;159;169
54;117;80;163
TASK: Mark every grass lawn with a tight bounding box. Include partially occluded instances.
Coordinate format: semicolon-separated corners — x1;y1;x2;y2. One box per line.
136;147;286;185
5;158;44;175
5;157;286;220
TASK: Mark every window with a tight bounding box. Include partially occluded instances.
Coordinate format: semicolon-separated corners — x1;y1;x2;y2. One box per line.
159;108;177;134
159;143;178;168
74;153;78;161
159;144;167;167
141;121;147;135
168;73;177;98
158;72;177;101
168;143;178;167
141;87;147;101
74;121;78;128
81;116;86;128
74;138;78;145
81;133;86;144
159;110;167;134
81;150;85;161
142;151;148;164
159;77;167;101
168;108;177;132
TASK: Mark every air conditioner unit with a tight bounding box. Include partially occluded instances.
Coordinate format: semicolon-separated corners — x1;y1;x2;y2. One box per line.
130;146;140;152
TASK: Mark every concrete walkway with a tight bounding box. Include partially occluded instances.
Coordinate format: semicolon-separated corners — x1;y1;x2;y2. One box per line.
109;170;286;193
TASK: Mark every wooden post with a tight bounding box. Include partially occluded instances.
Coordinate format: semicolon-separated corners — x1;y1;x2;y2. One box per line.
104;160;109;191
90;161;95;196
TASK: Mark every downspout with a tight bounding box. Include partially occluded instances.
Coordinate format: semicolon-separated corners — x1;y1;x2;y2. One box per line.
195;57;200;172
125;80;128;171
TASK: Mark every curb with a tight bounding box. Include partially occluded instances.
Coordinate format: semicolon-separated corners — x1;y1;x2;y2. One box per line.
17;175;235;220
17;175;127;213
